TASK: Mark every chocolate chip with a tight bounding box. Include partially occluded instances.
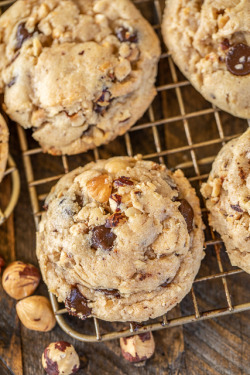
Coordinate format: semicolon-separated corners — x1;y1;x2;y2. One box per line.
65;287;92;320
220;38;230;50
74;194;83;207
43;348;59;375
91;225;116;251
226;43;250;76
230;204;243;213
105;212;126;228
178;199;194;234
116;27;138;43
96;288;120;298
93;90;112;116
54;341;71;352
7;77;17;88
113;176;134;187
16;22;33;50
78;50;85;55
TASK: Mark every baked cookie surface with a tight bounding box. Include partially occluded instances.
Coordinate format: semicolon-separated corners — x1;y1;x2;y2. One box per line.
0;113;8;183
201;129;250;274
37;156;204;322
162;0;250;119
0;0;160;155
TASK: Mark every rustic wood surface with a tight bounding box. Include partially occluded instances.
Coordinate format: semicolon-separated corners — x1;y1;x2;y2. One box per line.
0;1;250;374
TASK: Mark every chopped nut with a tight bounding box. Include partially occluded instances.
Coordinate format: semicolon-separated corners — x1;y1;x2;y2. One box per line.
86;174;112;203
211;178;222;198
105;212;127;228
105;159;129;173
42;341;80;375
120;332;155;363
33;37;42;56
115;58;131;81
2;261;40;300
16;295;56;332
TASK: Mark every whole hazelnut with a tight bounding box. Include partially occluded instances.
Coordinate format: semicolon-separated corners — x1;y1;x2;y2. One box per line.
2;261;40;300
16;295;56;332
0;256;5;274
42;341;80;375
120;332;155;363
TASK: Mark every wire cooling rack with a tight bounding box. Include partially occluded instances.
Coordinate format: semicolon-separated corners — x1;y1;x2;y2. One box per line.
0;154;20;225
1;0;248;342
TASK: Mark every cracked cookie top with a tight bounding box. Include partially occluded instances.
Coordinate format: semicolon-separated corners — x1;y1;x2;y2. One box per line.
37;156;204;322
162;0;250;118
0;0;160;154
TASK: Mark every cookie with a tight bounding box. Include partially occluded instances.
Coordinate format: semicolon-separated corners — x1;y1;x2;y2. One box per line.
162;0;250;119
201;129;250;274
0;0;160;155
37;156;204;322
0;113;8;183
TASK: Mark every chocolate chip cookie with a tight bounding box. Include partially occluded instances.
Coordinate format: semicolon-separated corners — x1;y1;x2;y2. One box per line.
201;128;250;273
0;113;8;183
0;0;160;155
37;156;204;322
162;0;250;119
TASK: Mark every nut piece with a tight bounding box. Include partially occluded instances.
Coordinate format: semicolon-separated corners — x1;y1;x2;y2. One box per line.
2;261;40;300
120;332;155;363
16;295;56;332
42;341;80;375
86;174;112;203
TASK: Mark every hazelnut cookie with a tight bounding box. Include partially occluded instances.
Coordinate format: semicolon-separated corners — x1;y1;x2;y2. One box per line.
162;0;250;118
37;156;204;322
201;128;250;274
0;0;160;155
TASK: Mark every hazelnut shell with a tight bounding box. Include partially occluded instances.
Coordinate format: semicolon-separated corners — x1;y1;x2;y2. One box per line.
120;331;155;363
2;261;40;300
16;295;56;332
42;341;80;375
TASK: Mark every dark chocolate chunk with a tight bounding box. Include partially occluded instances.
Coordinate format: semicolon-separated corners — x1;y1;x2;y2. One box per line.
96;288;120;298
138;332;151;342
105;212;126;228
43;348;59;375
74;194;83;207
226;43;250;76
91;225;117;251
78;50;85;55
93;90;112;116
113;176;134;187
54;341;71;352
116;27;138;43
65;287;92;319
178;199;194;234
230;204;243;213
16;22;33;50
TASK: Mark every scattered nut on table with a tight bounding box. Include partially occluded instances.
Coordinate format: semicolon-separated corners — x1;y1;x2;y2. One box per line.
42;341;80;375
2;261;40;299
0;256;5;274
16;295;56;332
120;332;155;363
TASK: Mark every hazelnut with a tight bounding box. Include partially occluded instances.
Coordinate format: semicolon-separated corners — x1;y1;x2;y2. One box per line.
42;341;80;375
2;261;40;300
120;332;155;363
0;256;5;274
86;174;112;203
16;295;56;332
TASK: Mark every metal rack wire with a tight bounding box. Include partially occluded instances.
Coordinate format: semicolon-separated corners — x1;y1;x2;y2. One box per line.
0;154;20;225
2;0;248;342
